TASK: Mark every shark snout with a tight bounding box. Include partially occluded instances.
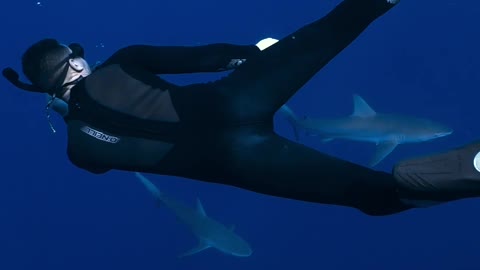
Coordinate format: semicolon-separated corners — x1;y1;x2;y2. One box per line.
232;243;253;257
232;248;253;257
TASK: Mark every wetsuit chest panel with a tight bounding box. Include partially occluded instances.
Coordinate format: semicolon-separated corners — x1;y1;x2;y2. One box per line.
86;65;180;122
66;120;174;172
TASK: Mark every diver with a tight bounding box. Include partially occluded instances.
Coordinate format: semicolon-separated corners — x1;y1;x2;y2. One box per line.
4;0;480;216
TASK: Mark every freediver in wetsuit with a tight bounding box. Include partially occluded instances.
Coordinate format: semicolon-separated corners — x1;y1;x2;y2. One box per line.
4;0;480;216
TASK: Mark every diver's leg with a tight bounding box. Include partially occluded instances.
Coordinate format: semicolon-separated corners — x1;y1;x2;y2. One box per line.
225;131;410;216
154;127;410;216
394;141;480;206
215;0;398;120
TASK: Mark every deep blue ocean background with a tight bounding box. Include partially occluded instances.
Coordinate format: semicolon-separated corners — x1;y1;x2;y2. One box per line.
1;1;479;269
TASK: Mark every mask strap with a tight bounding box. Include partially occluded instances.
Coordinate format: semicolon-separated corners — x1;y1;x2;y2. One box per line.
45;94;57;133
44;75;84;134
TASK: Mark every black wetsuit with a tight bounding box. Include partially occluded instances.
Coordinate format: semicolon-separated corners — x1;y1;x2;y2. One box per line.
65;0;410;216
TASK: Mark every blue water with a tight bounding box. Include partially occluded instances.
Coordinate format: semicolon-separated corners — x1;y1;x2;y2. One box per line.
1;1;479;269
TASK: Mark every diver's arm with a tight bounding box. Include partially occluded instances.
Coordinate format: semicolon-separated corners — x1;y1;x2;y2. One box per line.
106;44;258;73
103;38;278;74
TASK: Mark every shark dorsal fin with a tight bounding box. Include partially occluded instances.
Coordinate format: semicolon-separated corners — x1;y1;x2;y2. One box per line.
196;198;207;216
352;94;376;118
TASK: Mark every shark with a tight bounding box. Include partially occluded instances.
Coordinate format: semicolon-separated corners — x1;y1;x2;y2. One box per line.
134;172;252;258
278;94;453;167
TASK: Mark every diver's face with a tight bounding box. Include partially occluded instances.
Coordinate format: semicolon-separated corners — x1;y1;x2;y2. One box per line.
60;58;92;101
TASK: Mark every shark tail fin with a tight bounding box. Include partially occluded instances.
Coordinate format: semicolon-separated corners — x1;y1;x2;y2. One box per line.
278;105;301;141
134;172;164;204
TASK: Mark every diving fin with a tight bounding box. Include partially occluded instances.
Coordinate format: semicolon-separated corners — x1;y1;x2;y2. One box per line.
393;141;480;203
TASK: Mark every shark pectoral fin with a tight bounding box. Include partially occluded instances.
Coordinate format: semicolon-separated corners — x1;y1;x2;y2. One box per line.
370;141;398;167
178;241;211;258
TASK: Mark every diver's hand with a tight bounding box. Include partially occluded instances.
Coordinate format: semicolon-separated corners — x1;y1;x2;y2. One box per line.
256;37;279;51
226;59;246;69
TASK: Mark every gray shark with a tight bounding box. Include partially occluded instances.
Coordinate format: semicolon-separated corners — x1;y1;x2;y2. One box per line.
279;94;453;167
134;172;252;258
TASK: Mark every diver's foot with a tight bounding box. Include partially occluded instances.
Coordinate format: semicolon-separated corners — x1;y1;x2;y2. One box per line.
393;141;480;206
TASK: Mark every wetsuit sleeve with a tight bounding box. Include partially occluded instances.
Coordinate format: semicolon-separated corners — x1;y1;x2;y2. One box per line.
103;44;261;74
